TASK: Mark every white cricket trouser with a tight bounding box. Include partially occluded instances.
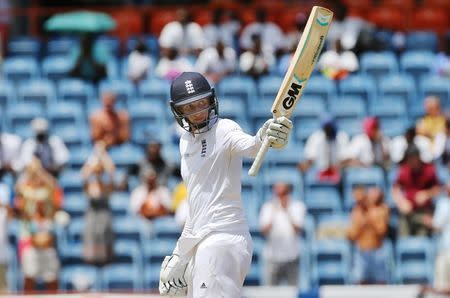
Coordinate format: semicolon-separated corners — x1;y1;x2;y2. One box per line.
434;250;450;290
187;231;253;298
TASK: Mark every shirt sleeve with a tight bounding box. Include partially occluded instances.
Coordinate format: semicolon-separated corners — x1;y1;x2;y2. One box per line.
259;202;273;229
433;198;449;229
222;120;262;158
303;132;318;161
51;136;70;166
290;201;306;228
129;186;145;215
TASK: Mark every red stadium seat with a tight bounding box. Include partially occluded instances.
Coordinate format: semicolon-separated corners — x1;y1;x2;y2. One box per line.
111;9;144;43
148;9;178;35
423;0;450;10
380;0;415;9
341;0;372;18
368;7;407;31
411;8;448;35
194;10;212;27
276;9;305;33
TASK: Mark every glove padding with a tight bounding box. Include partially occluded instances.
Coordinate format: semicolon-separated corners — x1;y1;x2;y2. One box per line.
159;254;190;296
258;116;293;149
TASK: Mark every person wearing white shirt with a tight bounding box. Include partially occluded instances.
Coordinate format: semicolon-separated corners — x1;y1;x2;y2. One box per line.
203;8;240;49
299;116;349;182
318;38;358;80
0;183;11;293
0;131;22;174
390;126;434;164
158;72;292;297
260;182;305;286
434;119;450;166
343;117;390;168
127;40;152;84
154;48;194;82
239;9;286;57
158;9;205;57
19;118;69;177
239;34;275;80
195;40;236;84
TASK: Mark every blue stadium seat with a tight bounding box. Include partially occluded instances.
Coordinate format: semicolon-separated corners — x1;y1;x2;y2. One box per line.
257;75;283;101
48;101;84;129
378;73;416;105
127;35;160;58
335;117;362;138
265;140;302;169
59;170;84;196
17;79;56;109
317;213;350;234
65;218;85;247
420;75;450;108
46;36;79;56
138;77;170;101
59;241;84;266
303;76;337;105
369;97;408;137
310;239;351;286
360;51;398;83
339;74;376;105
52;125;88;152
42;55;73;81
101;264;142;291
58;79;96;109
262;167;303;201
152;216;182;240
217;75;256;106
304;188;342;220
219;96;247;123
113;240;143;268
62;194;87;219
142;238;177;289
0;79;16;110
109;192;130;217
95;35;120;58
112;216;149;245
329;95;366;121
6;102;44;139
6;244;19;292
60;265;101;291
405;31;438;52
400;51;435;85
7;36;41;57
129;100;168;145
291;96;326;143
343;167;386;209
99;79;136;104
3;57;39;81
108;143;144;170
67;146;91;171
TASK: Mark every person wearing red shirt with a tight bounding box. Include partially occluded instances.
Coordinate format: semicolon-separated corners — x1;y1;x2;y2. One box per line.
392;145;442;237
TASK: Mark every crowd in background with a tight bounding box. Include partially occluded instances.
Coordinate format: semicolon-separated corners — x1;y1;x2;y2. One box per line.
0;0;449;294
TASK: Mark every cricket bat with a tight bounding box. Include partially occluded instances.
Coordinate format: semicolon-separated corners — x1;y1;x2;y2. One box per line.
248;6;333;176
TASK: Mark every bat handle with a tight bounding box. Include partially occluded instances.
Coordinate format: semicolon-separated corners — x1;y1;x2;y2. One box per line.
248;137;271;176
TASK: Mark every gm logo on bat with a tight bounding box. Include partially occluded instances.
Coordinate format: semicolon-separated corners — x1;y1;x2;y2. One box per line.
282;75;305;110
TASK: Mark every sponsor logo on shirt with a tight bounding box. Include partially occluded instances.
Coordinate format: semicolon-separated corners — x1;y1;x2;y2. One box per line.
200;282;207;289
201;139;207;157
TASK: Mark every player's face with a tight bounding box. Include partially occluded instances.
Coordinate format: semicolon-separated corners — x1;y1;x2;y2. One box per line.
178;97;210;124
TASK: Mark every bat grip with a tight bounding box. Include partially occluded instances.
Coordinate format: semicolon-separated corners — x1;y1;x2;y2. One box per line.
248;137;271;176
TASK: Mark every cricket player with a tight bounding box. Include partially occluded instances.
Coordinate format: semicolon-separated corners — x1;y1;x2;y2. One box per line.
159;72;292;297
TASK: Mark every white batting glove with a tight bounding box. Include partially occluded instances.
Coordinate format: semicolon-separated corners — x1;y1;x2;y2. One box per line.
159;254;189;296
258;116;293;149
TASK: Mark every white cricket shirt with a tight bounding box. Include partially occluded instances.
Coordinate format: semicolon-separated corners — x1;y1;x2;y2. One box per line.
173;118;262;259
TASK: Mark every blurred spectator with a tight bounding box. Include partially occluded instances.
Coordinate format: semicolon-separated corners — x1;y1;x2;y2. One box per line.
239;8;286;58
318;38;359;81
195;40;237;84
343;117;390;168
298;115;349;183
158;8;205;57
239;34;274;80
390;125;434;164
81;142;115;266
129;167;171;220
348;186;390;284
14;158;62;293
425;183;450;291
172;181;188;227
203;8;241;49
0;181;11;293
127;39;152;84
90;91;130;148
154;47;194;81
284;12;307;54
392;146;441;237
260;182;305;286
433;38;450;78
0;129;22;176
20;118;69;177
435;118;450;168
69;34;107;84
416;96;447;143
0;0;11;58
127;141;176;188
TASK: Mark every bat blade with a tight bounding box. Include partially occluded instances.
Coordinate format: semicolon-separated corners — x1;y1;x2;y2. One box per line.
248;6;333;176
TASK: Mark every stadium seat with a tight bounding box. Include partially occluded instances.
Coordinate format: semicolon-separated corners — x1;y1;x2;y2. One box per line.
257;75;283;101
329;95;366;121
405;31;439;52
109;192;130;217
420;75;450;108
58;79;96;109
112;216;149;245
7;36;41;57
59;170;84;196
99;79;136;104
6;102;44;139
303;76;337;105
378;73;416;105
360;52;398;83
59;265;101;291
292;96;326;143
339;74;377;105
400;51;435;86
262;167;303;201
46;36;79;56
48;101;84;129
0;79;15;110
42;55;73;81
3;57;39;81
138;77;171;101
62;194;87;219
59;242;84;269
127;35;160;58
265;140;302;169
411;8;448;35
17;79;56;109
101;263;142;291
142;238;177;289
343;167;386;209
248;98;275;132
215;96;246;123
95;35;121;58
113;240;143;268
108;143;144;170
217;75;256;106
6;244;19;292
317;213;350;235
304;188;342;220
369;97;408;137
335;117;362;138
129;100;169;145
52;126;88;152
152;216;182;240
67;146;91;171
368;7;406;32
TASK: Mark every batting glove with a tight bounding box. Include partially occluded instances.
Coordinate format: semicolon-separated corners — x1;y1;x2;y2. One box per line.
159;254;189;296
258;116;293;149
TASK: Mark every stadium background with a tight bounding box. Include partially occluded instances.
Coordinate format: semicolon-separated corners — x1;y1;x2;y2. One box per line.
0;0;449;297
